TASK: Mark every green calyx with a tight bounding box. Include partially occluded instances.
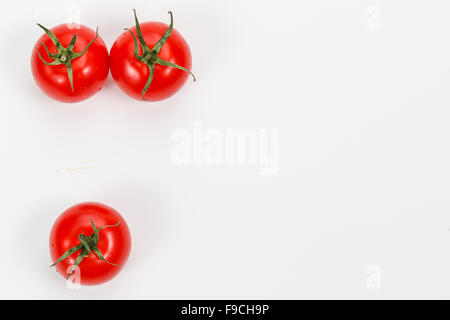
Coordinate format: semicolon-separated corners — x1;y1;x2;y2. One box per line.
50;218;121;280
125;9;196;100
34;24;99;92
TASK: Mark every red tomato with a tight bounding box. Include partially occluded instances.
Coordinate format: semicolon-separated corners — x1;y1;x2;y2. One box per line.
31;24;109;103
110;11;195;101
49;202;131;286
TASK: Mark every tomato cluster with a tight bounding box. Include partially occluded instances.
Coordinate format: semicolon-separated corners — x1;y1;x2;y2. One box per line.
39;10;196;286
31;10;195;103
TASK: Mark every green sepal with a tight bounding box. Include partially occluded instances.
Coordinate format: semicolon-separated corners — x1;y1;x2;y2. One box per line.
66;34;78;52
34;24;100;92
66;249;88;280
152;11;173;54
97;221;121;232
125;10;196;100
70;27;99;59
155;57;196;81
66;62;74;92
36;23;62;51
133;9;150;52
78;234;93;254
124;28;140;59
141;63;155;100
50;218;121;280
39;41;58;59
93;246;120;266
50;244;83;267
35;48;62;66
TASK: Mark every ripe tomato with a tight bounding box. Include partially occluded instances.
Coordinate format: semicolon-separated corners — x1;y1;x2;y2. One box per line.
49;202;131;286
31;24;109;103
110;10;195;101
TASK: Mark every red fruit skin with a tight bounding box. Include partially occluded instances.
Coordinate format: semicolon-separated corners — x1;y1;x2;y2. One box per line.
31;24;109;103
109;21;192;102
49;202;131;286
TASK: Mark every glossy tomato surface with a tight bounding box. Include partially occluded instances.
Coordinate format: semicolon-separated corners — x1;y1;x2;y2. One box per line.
110;22;192;101
49;202;131;285
31;24;109;103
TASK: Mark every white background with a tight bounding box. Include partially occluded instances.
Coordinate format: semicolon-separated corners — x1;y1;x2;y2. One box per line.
0;0;449;299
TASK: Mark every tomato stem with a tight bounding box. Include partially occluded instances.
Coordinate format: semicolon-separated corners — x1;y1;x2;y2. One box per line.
50;218;121;280
34;24;99;92
126;9;196;100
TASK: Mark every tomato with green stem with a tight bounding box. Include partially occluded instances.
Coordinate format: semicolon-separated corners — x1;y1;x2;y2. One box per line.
31;23;109;103
49;202;131;285
110;10;196;101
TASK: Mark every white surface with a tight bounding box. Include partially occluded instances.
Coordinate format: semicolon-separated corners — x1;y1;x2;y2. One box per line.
0;0;449;299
